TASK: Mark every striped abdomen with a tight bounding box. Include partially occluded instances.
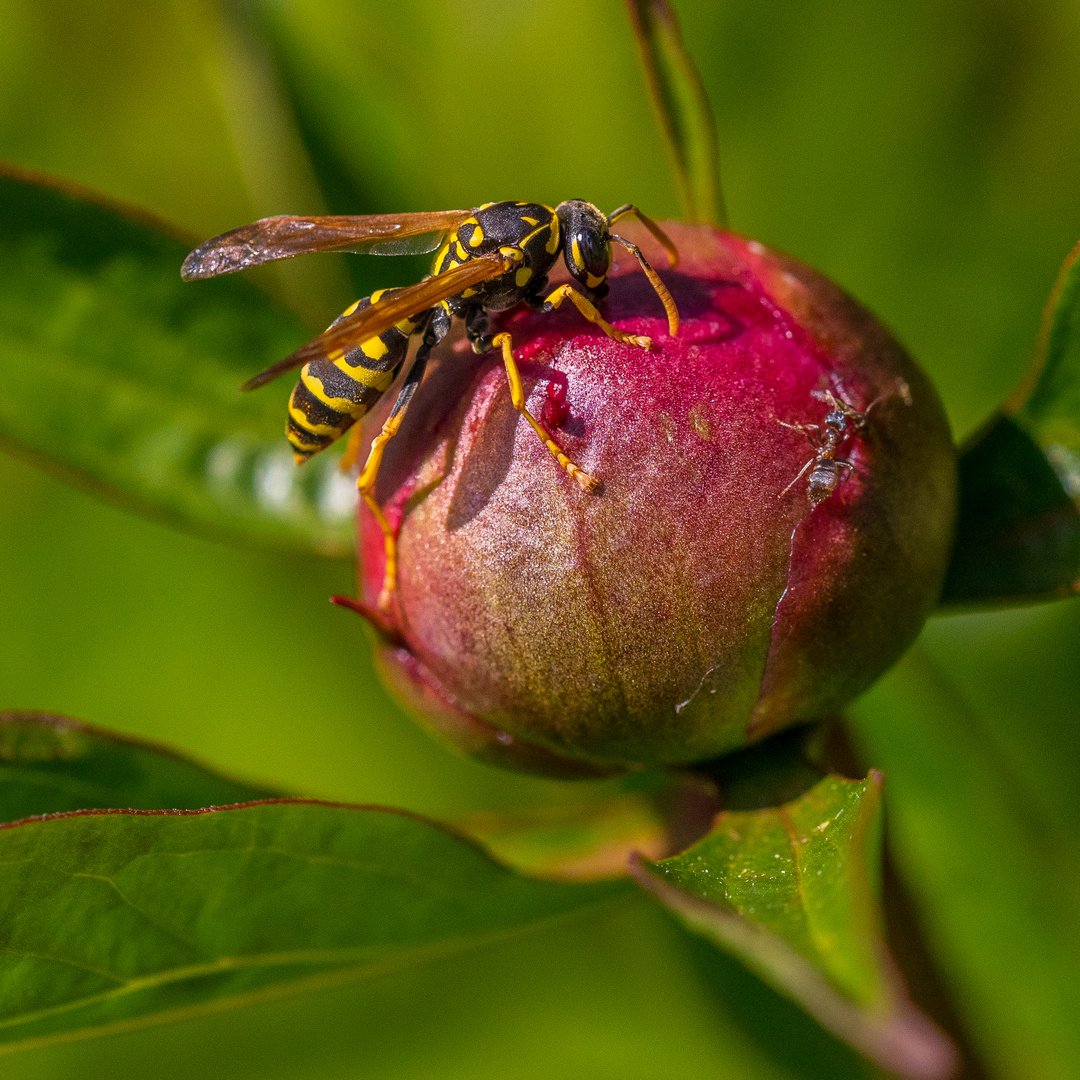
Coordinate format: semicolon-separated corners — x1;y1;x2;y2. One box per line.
287;289;419;463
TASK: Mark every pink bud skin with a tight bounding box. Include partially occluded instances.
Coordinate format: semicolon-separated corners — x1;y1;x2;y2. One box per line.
373;642;619;779
359;223;956;770
743;247;957;739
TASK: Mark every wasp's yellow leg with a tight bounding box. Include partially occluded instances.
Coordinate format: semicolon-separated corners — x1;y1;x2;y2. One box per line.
338;422;364;474
543;284;653;350
358;429;403;613
357;352;429;612
492;333;598;493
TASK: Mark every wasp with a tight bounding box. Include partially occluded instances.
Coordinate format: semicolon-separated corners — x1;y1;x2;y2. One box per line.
182;200;681;609
778;378;911;506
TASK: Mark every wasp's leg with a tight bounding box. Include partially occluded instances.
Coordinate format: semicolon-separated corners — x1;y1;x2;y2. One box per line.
542;284;653;350
524;274;549;309
358;354;429;611
465;305;493;353
338;422;365;473
491;332;598;493
359;310;449;611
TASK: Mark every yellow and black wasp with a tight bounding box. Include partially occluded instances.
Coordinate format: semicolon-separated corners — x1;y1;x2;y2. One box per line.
182;200;681;609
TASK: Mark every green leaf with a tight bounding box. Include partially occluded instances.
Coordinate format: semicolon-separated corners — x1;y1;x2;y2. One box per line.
0;799;619;1056
631;773;956;1079
0;709;713;885
0;164;356;557
1013;240;1080;447
624;0;726;225
0;712;276;824
942;241;1080;606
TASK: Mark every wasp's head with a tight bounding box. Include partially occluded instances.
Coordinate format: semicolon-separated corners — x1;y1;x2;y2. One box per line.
556;200;681;338
555;200;612;296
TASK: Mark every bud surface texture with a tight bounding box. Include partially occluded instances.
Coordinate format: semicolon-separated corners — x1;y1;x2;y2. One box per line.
359;224;956;771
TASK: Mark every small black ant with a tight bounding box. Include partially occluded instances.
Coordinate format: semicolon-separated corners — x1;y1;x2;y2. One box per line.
778;378;911;506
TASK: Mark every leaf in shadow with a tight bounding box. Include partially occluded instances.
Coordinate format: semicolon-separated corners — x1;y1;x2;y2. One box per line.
939;416;1080;605
631;772;957;1079
0;800;621;1056
0;711;277;823
942;240;1080;607
0;164;356;557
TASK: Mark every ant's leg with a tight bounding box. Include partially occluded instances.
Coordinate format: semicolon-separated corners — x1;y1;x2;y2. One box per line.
542;284;653;349
831;459;856;493
491;332;598;493
864;376;913;417
360;310;448;611
780;457;816;498
778;419;822;448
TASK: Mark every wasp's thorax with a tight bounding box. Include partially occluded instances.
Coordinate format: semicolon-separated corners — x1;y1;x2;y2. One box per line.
555;200;612;295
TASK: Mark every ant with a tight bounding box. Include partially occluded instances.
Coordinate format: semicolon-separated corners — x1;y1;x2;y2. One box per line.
778;377;911;506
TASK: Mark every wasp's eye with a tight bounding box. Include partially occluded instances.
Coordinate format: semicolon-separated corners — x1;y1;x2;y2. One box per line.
556;201;613;290
581;231;606;269
569;229;611;289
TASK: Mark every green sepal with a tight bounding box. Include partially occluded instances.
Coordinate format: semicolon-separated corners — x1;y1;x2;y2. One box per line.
456;770;718;881
631;773;956;1078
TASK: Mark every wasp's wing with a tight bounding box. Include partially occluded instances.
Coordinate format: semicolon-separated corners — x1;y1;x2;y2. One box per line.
181;210;472;281
363;234;448;256
241;254;509;391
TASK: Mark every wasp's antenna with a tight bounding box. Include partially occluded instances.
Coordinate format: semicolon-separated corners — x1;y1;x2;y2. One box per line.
607;204;680;268
610;234;680;337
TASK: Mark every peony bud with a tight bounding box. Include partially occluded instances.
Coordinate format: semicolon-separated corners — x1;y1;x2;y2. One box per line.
355;223;956;774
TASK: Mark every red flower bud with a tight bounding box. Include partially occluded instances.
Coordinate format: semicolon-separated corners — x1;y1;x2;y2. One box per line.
356;223;956;774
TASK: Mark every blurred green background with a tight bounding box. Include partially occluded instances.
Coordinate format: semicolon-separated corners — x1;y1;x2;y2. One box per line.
2;1;1080;1077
